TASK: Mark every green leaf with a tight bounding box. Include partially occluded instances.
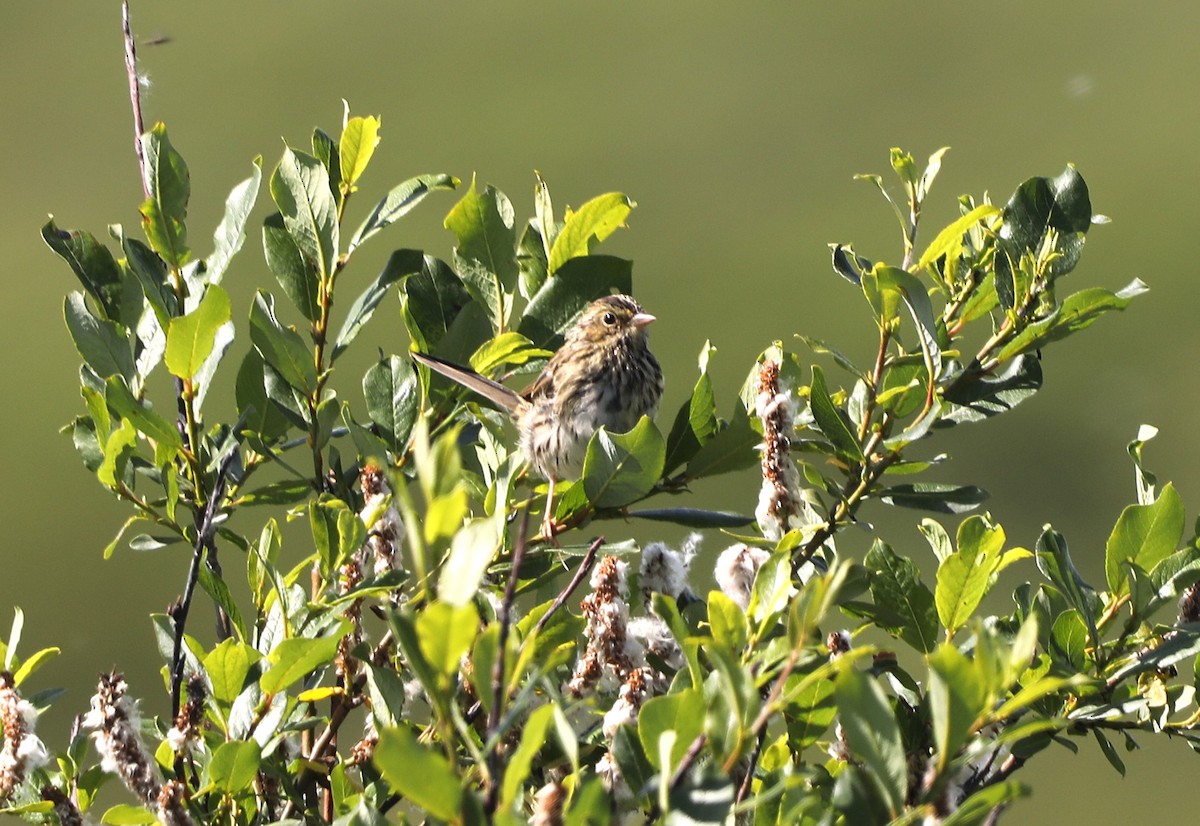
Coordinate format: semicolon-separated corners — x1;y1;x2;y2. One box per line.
165;284;231;380
363;355;419;455
829;243;873;287
249;291;316;393
1049;609;1088;671
206;740;262;794
437;516;502;607
331;249;424;360
499;703;555;810
685;402;758;480
234;350;292;441
263;212;320;321
784;676;836;751
1035;527;1098;648
926;644;988;771
103;376;182;451
310;496;365;576
99;804;157;825
96;420;137;490
874;266;941;382
940;354;1042;426
935;516;1005;635
943;781;1027;826
399;255;472;352
664;341;719;474
469;331;550;375
626;507;753;528
339;114;381;189
444;177;518;330
373;726;462;820
1105;483;1184;595
43;219;124;320
64;293;134;382
581;417;666;509
259;631;344;694
118;232;173;330
916;204;1001;272
270;146;338;278
638;688;706;771
518;255;633;347
204;638;260;704
879;483;988;514
707;590;749;654
12;647;59;686
349;173;458;252
994;281;1147;362
139;123;191;268
416;602;479;676
809;365;863;461
834;668;906;816
547;192;634;275
864;540;938;653
206;158;262;285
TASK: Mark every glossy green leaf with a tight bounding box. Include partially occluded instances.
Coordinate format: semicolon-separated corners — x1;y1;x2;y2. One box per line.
940;354;1042;426
103;376;182;451
331;249;423;360
626;507;752;528
234;350;292;441
339;114;381;189
935;516;1005;635
445;177;518;330
547;192;633;275
879;483;988;514
638;688;706;771
581;417;665;509
995;280;1147;362
117;232;173;331
204;638;260;704
685;403;758;480
249;291;316;393
1105;483;1184;595
263;212;320;321
43;219;124;320
864;540;938;653
1035;527;1098;649
270;146;338;278
165;284;231;380
664;341;718;474
259;631;343;694
99;805;156;825
362;355;419;455
373;726;462;820
416;601;479;675
829;243;873;287
1049;609;1088;671
834;668;906;816
500;703;555;810
707;590;749;653
349;173;458;252
64;293;134;382
310;496;365;575
438;516;502;607
139;123;191;268
926;645;987;771
518;255;633;348
809;365;862;461
917;203;1001;272
206;739;262;793
784;676;836;751
96;420;137;490
206;158;263;284
399;255;472;352
469;331;550;375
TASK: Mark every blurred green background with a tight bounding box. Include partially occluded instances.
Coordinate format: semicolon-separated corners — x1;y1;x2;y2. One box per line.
3;1;1198;820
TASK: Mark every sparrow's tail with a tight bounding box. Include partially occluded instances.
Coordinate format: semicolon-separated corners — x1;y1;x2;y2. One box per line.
411;351;524;414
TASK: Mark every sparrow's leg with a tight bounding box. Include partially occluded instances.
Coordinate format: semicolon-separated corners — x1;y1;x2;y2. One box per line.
540;476;560;545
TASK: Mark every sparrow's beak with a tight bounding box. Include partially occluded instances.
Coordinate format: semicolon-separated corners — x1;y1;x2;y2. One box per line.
631;312;656;329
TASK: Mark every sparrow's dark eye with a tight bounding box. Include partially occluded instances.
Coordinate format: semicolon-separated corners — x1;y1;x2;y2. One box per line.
602;312;617;326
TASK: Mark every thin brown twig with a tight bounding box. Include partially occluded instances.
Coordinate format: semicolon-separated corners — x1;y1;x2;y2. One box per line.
121;1;149;200
533;535;605;636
